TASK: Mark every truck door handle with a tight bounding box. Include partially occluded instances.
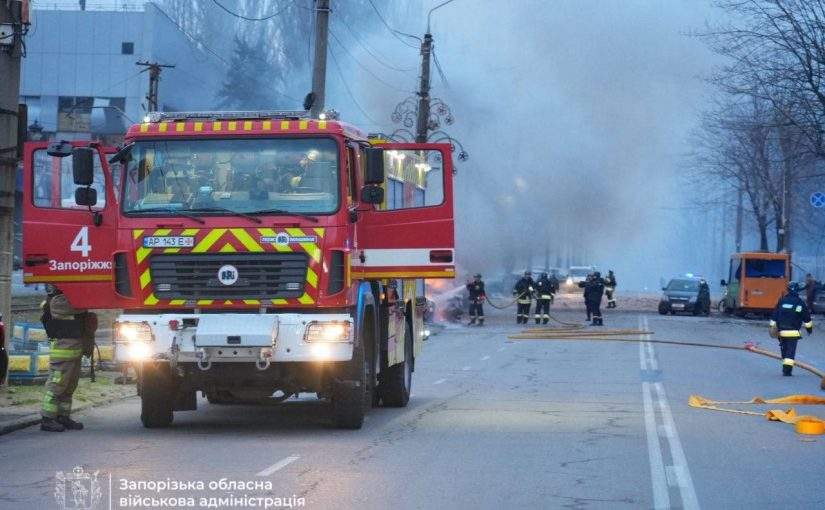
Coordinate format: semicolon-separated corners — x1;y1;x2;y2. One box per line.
25;256;49;267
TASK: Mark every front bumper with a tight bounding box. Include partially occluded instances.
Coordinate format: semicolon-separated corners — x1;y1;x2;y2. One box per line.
114;312;354;365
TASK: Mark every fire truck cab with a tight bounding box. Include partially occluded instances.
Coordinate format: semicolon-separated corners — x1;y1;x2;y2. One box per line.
21;111;455;429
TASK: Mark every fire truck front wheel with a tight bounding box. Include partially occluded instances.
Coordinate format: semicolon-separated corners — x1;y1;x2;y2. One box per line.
332;344;367;429
380;322;413;408
140;362;175;428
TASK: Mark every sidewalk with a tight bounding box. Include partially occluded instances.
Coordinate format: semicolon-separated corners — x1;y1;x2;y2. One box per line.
0;371;136;435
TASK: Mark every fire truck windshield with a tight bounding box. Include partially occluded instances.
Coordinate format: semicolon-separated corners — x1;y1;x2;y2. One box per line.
121;138;340;216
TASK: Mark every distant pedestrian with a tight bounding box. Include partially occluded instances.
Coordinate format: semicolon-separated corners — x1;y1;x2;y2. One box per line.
804;273;818;312
769;282;814;376
513;271;534;324
604;270;618;308
466;274;486;326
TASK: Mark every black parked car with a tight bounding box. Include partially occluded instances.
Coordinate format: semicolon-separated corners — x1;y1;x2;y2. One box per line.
658;277;711;316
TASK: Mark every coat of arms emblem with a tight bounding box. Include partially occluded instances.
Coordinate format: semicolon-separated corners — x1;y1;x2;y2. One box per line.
54;466;102;510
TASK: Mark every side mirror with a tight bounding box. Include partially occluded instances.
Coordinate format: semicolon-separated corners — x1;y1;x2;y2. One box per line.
72;147;95;186
75;187;97;207
364;147;385;185
720;279;727;286
360;184;384;204
47;141;73;158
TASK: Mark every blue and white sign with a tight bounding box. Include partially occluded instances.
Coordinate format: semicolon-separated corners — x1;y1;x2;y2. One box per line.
811;191;825;209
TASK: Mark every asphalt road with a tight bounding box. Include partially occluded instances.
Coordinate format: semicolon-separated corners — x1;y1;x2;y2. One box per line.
1;306;824;510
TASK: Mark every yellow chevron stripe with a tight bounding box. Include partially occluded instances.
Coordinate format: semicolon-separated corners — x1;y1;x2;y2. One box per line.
243;120;253;131
231;228;264;252
244;299;261;305
280;120;290;130
219;243;236;253
140;123;149;132
145;294;159;305
318;120;327;129
192;228;227;253
136;247;151;264
271;298;288;305
298;293;314;304
170;299;186;305
299;120;308;130
228;121;237;131
194;121;203;132
306;267;318;288
313;227;325;238
262;120;272;130
286;228;320;262
133;229;144;239
224;300;233;305
139;269;151;289
213;121;222;131
159;122;168;133
175;122;185;132
197;300;214;306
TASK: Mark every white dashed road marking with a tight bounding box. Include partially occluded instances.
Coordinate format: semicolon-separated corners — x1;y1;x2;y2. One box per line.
257;455;300;477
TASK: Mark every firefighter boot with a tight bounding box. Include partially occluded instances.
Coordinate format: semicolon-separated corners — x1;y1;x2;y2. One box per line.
478;318;485;326
469;317;477;326
542;317;549;325
782;364;793;376
57;416;84;430
535;317;541;325
40;417;66;432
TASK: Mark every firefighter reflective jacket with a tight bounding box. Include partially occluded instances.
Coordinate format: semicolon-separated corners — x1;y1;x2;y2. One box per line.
513;277;534;302
770;294;813;338
534;277;555;300
467;281;486;303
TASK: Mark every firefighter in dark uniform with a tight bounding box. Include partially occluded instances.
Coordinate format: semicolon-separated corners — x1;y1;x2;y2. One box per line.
466;274;487;326
579;272;605;325
40;285;97;432
513;271;534;324
533;272;555;324
604;270;618;308
769;282;814;376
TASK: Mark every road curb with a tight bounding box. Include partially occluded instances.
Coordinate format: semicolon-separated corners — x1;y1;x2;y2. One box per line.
0;392;136;436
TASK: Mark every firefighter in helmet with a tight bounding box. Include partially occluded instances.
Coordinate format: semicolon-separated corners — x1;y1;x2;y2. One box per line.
40;285;98;432
513;271;534;324
533;272;555;324
579;272;605;325
769;282;814;376
466;274;486;326
604;270;618;308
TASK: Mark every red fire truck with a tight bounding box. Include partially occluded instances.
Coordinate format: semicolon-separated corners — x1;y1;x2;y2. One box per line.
21;111;455;429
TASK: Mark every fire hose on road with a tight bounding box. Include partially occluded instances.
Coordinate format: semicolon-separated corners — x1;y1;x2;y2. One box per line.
508;328;825;435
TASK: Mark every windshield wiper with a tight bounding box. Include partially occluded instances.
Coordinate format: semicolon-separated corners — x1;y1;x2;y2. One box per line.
189;206;262;224
250;208;319;223
131;207;205;224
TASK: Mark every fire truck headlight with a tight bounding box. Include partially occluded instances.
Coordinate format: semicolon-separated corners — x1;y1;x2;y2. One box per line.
566;277;574;286
126;341;152;361
115;322;154;343
304;321;352;343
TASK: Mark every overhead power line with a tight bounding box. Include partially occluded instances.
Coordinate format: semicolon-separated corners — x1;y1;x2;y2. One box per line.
366;0;420;48
328;46;384;126
211;0;296;21
329;29;411;93
333;18;415;73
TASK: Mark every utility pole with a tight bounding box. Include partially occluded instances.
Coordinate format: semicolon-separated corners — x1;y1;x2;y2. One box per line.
309;0;330;118
735;186;743;253
136;61;175;113
0;0;25;384
415;32;433;143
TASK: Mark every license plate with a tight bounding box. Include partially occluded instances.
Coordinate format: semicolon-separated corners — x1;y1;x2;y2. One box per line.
672;303;685;310
143;236;195;248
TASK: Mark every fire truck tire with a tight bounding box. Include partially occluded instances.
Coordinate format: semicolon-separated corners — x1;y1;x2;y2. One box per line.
140;362;174;428
381;322;413;408
332;345;367;429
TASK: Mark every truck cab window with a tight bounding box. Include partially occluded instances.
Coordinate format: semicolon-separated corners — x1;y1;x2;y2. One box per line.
32;149;106;210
